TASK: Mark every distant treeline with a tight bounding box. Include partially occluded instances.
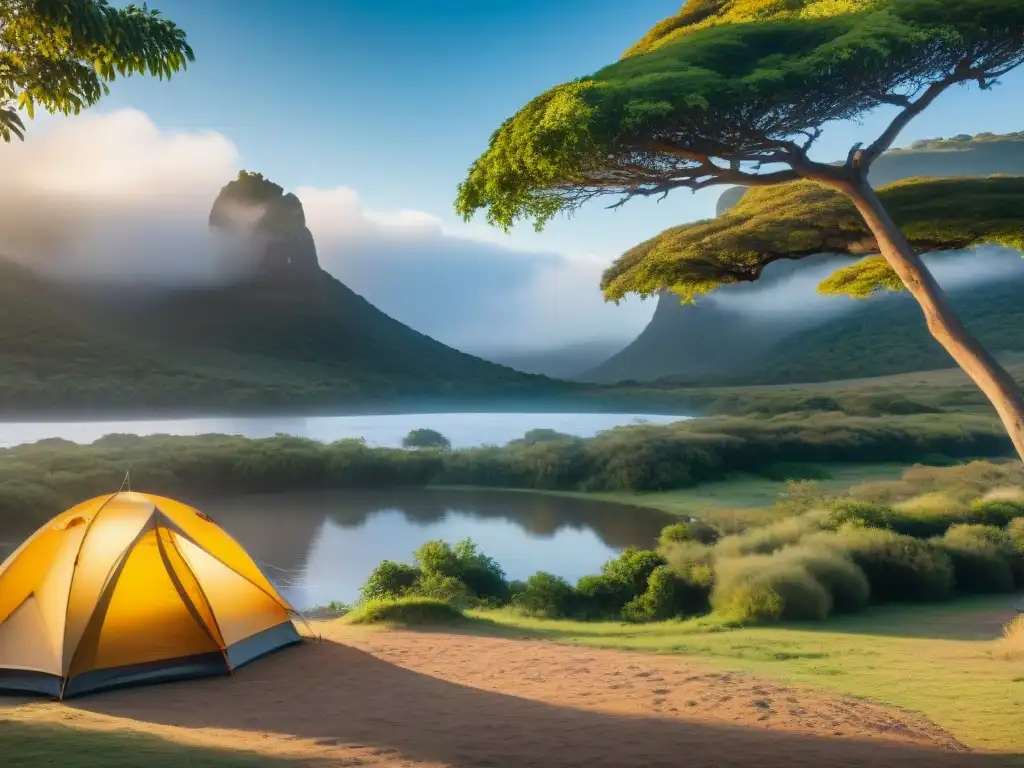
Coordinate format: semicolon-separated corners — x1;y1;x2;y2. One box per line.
0;412;1014;523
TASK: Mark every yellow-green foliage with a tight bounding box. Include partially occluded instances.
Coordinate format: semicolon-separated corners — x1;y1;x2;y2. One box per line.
714;510;826;558
805;527;954;602
711;554;832;623
998;615;1024;661
602;176;1024;303
624;0;886;58
935;524;1018;593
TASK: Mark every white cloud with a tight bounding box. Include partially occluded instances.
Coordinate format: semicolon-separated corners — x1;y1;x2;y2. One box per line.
0;108;652;351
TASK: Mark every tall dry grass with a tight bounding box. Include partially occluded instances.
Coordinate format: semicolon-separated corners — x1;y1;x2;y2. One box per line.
996;615;1023;661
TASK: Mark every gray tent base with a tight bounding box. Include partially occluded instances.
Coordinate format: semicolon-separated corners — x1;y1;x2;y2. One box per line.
0;621;302;699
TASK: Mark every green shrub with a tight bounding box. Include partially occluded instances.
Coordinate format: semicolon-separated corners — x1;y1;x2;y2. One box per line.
573;547;669;619
512;572;577;618
970;499;1024;527
359;560;422;601
621;566;674;622
825;500;894;531
714;511;824;558
809;528;954;602
575;574;628;619
451;539;509;604
600;548;667;597
413;573;473;606
711;555;831;624
660;540;714;571
412;538;509;604
342;597;463;625
936;525;1017;593
775;546;870;613
658;519;719;547
1009;517;1024;551
413;540;460;576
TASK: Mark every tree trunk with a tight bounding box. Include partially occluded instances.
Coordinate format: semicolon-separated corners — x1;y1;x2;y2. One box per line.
843;180;1024;462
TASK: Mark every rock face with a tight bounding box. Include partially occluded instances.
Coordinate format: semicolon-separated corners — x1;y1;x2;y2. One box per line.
209;171;320;281
580;132;1024;385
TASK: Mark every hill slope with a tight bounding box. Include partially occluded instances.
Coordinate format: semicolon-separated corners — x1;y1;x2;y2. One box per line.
581;131;1024;385
0;174;571;414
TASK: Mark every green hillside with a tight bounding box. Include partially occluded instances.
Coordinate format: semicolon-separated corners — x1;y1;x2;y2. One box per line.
581;130;1024;385
0;259;579;414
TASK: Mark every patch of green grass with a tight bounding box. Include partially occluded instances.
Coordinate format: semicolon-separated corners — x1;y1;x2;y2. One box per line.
477;463;912;517
0;717;291;767
341;596;465;626
471;596;1024;753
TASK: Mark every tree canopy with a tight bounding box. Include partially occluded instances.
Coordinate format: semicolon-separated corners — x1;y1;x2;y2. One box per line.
0;0;193;142
455;0;1024;230
403;429;452;450
601;175;1024;302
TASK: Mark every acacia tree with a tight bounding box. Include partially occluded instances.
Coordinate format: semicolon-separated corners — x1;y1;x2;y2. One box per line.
601;176;1024;301
455;0;1024;460
0;0;193;142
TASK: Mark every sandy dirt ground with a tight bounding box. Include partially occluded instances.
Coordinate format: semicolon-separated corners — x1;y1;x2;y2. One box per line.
1;624;1013;767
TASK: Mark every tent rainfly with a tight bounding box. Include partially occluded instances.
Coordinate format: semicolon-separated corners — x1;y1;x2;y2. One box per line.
0;491;303;698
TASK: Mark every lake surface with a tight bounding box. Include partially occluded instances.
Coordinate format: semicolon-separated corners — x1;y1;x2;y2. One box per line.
0;411;688;449
0;489;675;610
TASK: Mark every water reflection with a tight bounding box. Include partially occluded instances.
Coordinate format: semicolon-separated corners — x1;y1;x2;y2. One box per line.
194;489;674;610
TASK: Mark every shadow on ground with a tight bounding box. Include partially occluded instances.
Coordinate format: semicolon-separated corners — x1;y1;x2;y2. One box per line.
0;718;293;767
65;637;1022;768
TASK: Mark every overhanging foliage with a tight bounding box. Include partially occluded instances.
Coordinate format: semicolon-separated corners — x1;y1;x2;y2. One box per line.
455;0;1024;231
0;0;193;141
600;175;1024;302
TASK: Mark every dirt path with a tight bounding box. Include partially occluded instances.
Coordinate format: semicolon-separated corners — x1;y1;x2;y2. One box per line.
0;625;1009;767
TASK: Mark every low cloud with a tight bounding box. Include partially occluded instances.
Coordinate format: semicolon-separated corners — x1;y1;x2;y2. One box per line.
707;246;1024;319
0;108;651;352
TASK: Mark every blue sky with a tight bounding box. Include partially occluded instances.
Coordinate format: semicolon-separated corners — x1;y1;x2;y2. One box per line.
97;0;1024;261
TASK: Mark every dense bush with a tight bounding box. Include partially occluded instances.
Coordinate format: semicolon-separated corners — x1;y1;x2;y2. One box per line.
935;525;1019;593
511;572;577;619
360;560;422;601
658;520;719;547
412;538;509;605
806;528;954;602
970;499;1024;527
714;511;825;558
825;500;894;531
711;555;832;623
774;546;870;613
1010;517;1024;552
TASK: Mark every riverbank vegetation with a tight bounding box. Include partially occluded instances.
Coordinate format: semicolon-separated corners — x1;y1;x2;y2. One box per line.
345;460;1023;628
0;412;1014;527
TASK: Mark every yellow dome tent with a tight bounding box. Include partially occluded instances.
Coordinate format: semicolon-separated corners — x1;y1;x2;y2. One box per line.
0;491;303;698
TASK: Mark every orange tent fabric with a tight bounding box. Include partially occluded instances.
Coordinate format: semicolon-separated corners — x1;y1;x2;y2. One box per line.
0;492;302;698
